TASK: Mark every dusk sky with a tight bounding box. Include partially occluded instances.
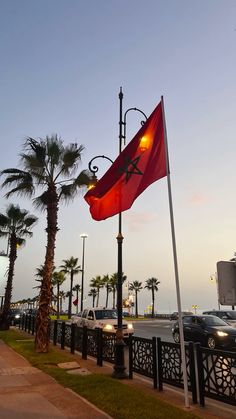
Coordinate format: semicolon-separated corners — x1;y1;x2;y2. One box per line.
0;1;236;313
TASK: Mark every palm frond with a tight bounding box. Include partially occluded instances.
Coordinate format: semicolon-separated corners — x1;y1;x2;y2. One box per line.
0;214;9;227
24;216;38;227
46;136;64;175
58;183;76;202
1;170;34;198
0;230;8;237
60;143;84;176
24;137;46;166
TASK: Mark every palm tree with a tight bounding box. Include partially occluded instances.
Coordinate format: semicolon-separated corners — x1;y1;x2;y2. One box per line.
145;277;160;318
72;284;81;314
0;136;90;352
129;281;143;318
60;257;81;319
0;204;37;329
58;290;66;313
88;288;97;308
90;276;104;307
33;264;45;292
103;274;112;308
51;270;66;319
109;272;127;309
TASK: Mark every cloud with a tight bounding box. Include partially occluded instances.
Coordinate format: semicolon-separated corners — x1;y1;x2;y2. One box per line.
123;211;158;232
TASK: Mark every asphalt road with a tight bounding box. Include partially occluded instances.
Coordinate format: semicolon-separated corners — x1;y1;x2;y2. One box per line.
133;319;174;342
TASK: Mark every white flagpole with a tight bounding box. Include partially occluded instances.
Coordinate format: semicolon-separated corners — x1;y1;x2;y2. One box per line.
161;96;190;408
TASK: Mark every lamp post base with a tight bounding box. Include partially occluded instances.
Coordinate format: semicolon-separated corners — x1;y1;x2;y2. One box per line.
112;330;128;379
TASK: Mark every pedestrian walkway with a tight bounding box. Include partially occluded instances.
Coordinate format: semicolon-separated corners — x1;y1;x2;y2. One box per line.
0;340;112;419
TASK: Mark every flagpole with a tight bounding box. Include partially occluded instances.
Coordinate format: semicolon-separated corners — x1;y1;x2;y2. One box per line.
161;96;190;408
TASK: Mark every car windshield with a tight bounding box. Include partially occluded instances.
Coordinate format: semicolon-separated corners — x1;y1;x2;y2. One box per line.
202;316;228;326
9;309;22;314
95;310;118;320
226;312;236;320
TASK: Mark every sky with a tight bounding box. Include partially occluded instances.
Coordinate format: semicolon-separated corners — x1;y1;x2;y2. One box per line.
0;0;236;314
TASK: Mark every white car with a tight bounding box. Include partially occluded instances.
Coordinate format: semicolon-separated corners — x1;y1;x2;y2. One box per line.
71;307;134;338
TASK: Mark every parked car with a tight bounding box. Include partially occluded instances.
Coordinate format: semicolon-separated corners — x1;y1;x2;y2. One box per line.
71;307;134;338
170;311;193;321
202;310;236;328
8;308;24;325
24;308;38;316
172;314;236;349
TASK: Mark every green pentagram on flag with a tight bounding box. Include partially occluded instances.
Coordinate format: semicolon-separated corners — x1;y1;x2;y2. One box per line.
120;155;143;183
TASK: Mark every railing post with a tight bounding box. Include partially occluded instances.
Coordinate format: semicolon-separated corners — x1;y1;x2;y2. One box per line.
157;337;163;391
195;343;205;407
188;342;197;404
28;315;31;334
152;337;158;389
21;313;25;330
31;316;35;335
53;320;58;345
71;323;76;354
61;321;65;350
82;326;87;359
97;328;103;366
24;314;27;332
128;334;133;379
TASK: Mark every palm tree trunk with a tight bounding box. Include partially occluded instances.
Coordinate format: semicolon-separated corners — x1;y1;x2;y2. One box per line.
68;272;73;319
59;296;63;313
105;285;109;308
0;234;17;330
96;289;99;307
135;291;138;318
56;283;60;319
92;295;95;308
152;288;155;318
76;289;79;314
35;190;58;352
112;289;116;309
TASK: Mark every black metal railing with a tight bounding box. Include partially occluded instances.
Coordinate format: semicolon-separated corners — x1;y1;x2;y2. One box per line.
196;343;236;407
17;315;236;408
157;339;197;403
129;335;157;389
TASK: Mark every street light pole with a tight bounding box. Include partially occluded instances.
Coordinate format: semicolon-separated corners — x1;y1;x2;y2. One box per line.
112;88;147;378
80;234;88;312
87;88;147;378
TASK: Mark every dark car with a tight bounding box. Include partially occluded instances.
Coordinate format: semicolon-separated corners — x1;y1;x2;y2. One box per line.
8;308;24;325
170;311;193;321
202;310;236;328
172;314;236;349
24;308;38;316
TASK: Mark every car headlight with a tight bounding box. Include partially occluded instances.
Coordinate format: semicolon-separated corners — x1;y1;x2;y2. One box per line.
127;323;133;330
15;314;20;319
217;331;228;337
103;324;114;331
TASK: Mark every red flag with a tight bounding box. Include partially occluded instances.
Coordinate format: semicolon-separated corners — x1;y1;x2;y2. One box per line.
85;101;167;221
73;299;78;306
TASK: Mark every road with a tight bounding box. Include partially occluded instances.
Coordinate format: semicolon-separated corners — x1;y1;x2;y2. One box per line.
132;319;174;342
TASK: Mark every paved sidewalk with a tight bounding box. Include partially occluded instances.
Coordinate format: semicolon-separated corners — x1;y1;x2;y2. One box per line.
0;340;112;419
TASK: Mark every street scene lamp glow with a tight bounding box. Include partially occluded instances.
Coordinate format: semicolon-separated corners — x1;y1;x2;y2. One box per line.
139;135;150;152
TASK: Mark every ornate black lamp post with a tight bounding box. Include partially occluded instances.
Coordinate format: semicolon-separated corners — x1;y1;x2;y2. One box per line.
88;88;147;378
